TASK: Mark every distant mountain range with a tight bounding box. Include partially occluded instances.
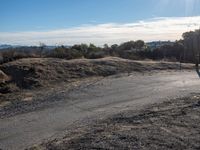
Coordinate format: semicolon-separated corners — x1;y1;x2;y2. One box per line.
0;41;174;50
0;44;20;49
0;44;58;50
146;41;174;49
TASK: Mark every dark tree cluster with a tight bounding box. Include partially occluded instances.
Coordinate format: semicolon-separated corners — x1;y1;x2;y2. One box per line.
182;29;200;66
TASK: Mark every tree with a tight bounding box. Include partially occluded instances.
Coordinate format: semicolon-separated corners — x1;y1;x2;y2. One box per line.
72;44;88;51
118;41;135;51
39;42;46;57
182;29;200;67
135;40;145;49
111;44;118;50
109;44;118;56
53;46;66;58
88;44;100;53
103;44;109;49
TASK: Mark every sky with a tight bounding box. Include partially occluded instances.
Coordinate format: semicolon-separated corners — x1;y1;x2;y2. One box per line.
0;0;200;46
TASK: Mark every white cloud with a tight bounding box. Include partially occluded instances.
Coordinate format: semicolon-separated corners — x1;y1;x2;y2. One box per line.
0;16;200;46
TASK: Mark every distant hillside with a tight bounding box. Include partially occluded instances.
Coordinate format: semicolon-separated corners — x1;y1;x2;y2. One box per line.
0;44;58;50
146;41;174;49
0;44;16;49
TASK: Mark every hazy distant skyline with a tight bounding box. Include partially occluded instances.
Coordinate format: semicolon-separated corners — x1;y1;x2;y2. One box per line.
0;0;200;45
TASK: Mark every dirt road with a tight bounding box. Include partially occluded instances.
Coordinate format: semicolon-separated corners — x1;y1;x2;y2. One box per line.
0;71;200;150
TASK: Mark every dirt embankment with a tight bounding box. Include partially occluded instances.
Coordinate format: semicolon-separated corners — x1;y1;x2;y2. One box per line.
31;94;200;150
0;57;194;90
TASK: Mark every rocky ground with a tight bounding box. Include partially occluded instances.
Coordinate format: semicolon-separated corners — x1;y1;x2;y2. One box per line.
29;93;200;150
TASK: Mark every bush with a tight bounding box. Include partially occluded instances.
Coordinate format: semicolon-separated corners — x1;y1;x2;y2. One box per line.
86;51;106;59
49;47;84;59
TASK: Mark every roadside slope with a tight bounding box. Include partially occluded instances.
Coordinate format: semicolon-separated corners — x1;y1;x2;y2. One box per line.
0;57;194;108
0;57;193;90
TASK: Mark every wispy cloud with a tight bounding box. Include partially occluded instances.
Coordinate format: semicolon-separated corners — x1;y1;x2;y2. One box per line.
0;16;200;46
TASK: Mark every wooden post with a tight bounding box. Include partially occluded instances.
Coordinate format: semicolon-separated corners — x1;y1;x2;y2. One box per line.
196;54;199;68
179;54;182;70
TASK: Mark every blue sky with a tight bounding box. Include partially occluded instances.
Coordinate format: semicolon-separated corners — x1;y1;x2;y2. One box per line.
0;0;200;45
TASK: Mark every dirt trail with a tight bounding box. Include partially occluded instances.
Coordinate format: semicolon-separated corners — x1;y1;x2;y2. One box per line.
38;94;200;150
0;71;200;150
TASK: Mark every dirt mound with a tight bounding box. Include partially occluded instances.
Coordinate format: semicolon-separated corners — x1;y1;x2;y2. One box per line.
0;57;193;90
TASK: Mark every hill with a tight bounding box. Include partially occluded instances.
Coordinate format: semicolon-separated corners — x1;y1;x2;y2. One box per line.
0;57;193;90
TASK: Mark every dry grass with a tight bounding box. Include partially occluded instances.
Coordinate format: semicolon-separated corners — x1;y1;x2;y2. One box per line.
0;57;193;90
